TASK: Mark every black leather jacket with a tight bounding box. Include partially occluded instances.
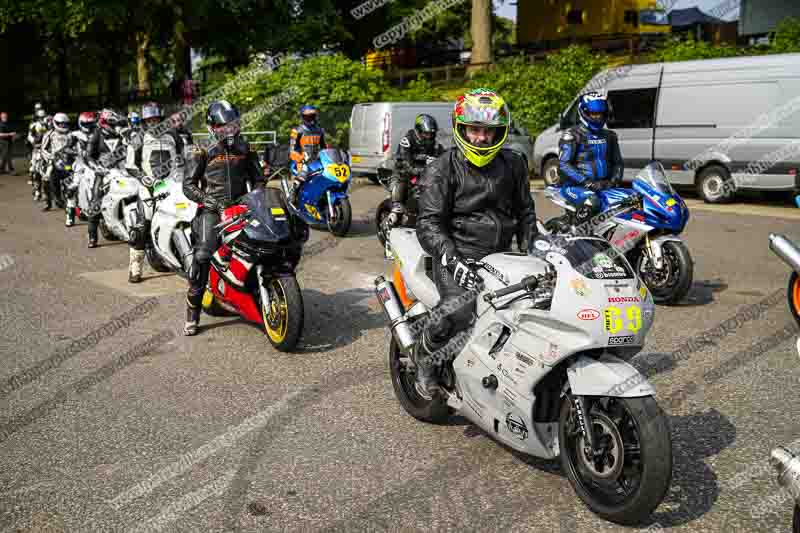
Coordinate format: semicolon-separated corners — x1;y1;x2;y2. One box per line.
417;148;537;261
395;129;444;179
183;137;263;208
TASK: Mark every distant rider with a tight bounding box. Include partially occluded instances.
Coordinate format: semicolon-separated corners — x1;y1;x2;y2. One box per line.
126;102;185;283
287;104;326;206
39;112;74;212
86;109;126;248
27;109;48;200
557;90;624;221
387;113;444;227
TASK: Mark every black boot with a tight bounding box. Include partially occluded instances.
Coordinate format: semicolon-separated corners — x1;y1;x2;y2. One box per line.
184;300;201;336
414;332;441;399
88;220;99;248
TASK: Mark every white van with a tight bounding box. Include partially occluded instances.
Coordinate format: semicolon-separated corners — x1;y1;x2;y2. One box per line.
350;102;534;183
533;53;800;202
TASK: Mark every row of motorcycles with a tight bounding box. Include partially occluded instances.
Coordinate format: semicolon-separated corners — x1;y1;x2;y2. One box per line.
38;131;355;353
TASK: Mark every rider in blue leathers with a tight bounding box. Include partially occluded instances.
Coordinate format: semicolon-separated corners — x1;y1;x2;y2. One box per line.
558;91;624;221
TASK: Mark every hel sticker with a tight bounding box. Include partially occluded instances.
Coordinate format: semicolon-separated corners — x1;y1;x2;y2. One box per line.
666;198;677;207
577;309;600;320
270;207;285;215
534;240;551;251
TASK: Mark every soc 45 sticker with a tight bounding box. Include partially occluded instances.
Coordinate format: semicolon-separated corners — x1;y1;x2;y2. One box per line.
577;309;600;320
608;335;636;345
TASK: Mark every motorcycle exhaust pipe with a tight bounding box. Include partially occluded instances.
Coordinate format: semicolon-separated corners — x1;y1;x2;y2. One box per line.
173;229;194;272
771;447;800;501
769;234;800;273
374;276;416;351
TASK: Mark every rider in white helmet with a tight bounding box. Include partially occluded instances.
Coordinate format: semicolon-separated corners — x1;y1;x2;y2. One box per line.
39;112;74;211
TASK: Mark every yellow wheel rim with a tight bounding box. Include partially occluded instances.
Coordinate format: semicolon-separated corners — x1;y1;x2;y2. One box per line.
263;279;288;343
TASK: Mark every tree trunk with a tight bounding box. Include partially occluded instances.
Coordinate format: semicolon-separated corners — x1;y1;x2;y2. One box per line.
468;0;492;76
136;31;151;94
173;1;191;81
56;37;69;107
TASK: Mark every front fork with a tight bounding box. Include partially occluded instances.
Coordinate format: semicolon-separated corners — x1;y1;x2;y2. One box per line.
256;264;271;312
642;233;664;271
572;395;599;456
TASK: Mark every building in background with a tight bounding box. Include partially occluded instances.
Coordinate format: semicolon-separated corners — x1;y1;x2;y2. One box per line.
668;7;738;45
740;0;800;41
517;0;671;51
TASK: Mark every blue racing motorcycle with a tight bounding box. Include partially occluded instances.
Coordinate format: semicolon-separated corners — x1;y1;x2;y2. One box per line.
280;148;352;236
544;161;693;305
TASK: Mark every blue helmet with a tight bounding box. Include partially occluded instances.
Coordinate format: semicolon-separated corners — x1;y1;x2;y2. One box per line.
577;91;610;132
299;105;319;125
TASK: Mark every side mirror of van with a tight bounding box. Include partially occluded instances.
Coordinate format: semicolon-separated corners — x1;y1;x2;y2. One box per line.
559;113;568;131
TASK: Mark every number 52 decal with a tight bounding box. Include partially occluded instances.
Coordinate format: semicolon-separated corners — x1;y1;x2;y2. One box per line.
604;305;641;334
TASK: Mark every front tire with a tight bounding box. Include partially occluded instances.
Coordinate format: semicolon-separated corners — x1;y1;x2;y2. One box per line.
376;199;392;248
637;240;693;305
559;394;672;526
327;198;352;237
786;272;800;328
388;336;449;423
261;276;304;352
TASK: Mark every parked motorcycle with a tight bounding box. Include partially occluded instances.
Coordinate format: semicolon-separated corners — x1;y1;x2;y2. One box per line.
769;234;800;329
281;148;352;237
78;165;140;242
544;162;692;305
377;228;672;525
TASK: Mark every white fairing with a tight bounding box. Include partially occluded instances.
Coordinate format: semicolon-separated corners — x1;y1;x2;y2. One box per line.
101;169;140;241
150;179;198;271
387;229;659;460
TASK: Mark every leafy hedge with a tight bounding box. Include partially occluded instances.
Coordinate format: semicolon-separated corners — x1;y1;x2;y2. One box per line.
212;17;800;147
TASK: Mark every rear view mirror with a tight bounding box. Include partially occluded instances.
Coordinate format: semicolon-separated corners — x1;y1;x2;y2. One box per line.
559;113;568;131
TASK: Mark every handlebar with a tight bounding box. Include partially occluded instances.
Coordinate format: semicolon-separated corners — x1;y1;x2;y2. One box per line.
483;275;539;303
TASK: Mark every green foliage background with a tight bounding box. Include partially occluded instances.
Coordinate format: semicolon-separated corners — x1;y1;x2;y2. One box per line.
210;18;800;148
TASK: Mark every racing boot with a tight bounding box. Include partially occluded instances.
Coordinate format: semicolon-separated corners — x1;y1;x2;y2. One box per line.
87;220;99;248
183;300;201;336
65;207;75;227
128;248;145;283
413;331;441;399
41;184;52;211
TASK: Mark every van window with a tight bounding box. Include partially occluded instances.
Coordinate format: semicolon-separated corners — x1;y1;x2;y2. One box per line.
563;100;579;128
656;82;780;127
607;88;657;129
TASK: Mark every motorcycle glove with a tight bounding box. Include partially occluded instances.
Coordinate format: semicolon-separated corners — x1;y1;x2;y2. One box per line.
442;253;481;291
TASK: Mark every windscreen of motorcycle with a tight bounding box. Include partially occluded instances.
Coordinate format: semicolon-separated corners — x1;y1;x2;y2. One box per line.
529;235;636;281
241;188;292;243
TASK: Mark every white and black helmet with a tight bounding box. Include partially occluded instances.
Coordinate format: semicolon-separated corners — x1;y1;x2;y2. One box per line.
53;112;70;133
141;102;163;121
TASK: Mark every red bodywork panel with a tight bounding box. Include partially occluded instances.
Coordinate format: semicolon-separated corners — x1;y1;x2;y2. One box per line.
208;268;262;324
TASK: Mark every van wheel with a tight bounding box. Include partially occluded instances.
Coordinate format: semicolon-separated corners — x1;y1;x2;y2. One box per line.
542;157;561;187
697;165;734;204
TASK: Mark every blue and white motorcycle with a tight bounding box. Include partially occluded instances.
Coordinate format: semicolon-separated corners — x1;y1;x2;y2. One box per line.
280;148;352;236
544;162;693;305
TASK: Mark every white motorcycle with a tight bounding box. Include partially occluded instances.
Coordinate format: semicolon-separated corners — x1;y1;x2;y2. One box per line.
138;174;197;276
376;229;672;525
77;164;140;242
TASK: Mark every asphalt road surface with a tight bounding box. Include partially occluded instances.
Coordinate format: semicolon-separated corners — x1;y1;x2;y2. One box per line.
1;165;800;532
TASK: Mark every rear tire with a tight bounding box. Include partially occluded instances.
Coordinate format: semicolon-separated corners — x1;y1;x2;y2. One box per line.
696;165;734;204
786;272;800;328
542;157;561;187
559;394;672;525
261;276;304;352
146;247;172;273
99;220;119;241
388;336;449;423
